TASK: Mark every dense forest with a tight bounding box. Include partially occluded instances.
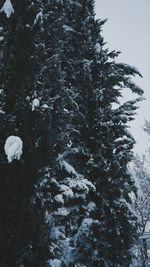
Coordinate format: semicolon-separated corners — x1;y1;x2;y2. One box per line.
0;0;146;266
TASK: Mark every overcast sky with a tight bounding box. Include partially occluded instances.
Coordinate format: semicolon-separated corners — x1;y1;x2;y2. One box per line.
95;0;150;156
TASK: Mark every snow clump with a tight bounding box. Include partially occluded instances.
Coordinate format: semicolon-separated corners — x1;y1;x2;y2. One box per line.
94;43;101;54
0;0;14;18
49;259;62;267
32;98;40;111
33;11;43;26
58;154;77;175
54;194;64;205
41;104;49;109
0;36;4;42
4;136;23;163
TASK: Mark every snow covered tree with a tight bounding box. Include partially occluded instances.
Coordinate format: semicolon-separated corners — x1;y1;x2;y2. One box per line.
131;155;150;267
0;0;72;265
0;0;144;266
131;120;150;266
0;1;50;266
52;0;143;266
35;0;143;266
133;155;150;232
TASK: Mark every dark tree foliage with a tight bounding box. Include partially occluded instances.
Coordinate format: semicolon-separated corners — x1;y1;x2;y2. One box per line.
51;1;143;266
0;0;70;266
0;0;143;266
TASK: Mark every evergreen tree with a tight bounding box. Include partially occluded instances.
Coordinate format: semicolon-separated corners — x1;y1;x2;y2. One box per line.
0;0;71;265
132;155;150;266
0;0;144;266
50;0;143;266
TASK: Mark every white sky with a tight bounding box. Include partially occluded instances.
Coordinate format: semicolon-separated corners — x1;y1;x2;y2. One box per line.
95;0;150;156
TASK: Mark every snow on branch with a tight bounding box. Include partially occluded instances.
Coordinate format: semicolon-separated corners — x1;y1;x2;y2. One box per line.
58;154;77;176
32;98;40;111
63;25;76;33
33;11;43;26
116;62;142;78
94;43;101;55
0;0;14;18
4;136;23;163
49;259;62;267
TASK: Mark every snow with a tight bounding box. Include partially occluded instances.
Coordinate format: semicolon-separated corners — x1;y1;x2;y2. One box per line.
61;177;95;200
128;167;143;198
50;226;65;241
83;59;91;68
124;129;134;140
87;201;97;213
117;198;137;218
54;194;64;205
41;104;49;109
26;24;31;29
59;184;74;200
0;0;14;18
33;11;43;26
32;98;40;111
45;210;52;224
63;178;96;194
53;207;70;217
39;178;48;187
61;148;79;158
145;221;150;232
115;136;132;143
61;246;75;266
4;136;23;163
0;36;4;42
74;218;94;245
67;140;72;148
94;249;98;256
117;62;142;77
63;25;76;33
49;259;62;267
62;160;76;175
94;43;101;54
58;154;77;175
64;108;69;113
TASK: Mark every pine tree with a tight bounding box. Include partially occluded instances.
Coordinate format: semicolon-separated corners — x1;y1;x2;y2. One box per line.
0;0;144;266
132;155;150;266
51;0;143;266
0;0;72;265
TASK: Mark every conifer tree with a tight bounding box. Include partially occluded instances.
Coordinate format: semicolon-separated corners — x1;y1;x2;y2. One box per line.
0;0;71;265
49;0;143;266
0;0;144;266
